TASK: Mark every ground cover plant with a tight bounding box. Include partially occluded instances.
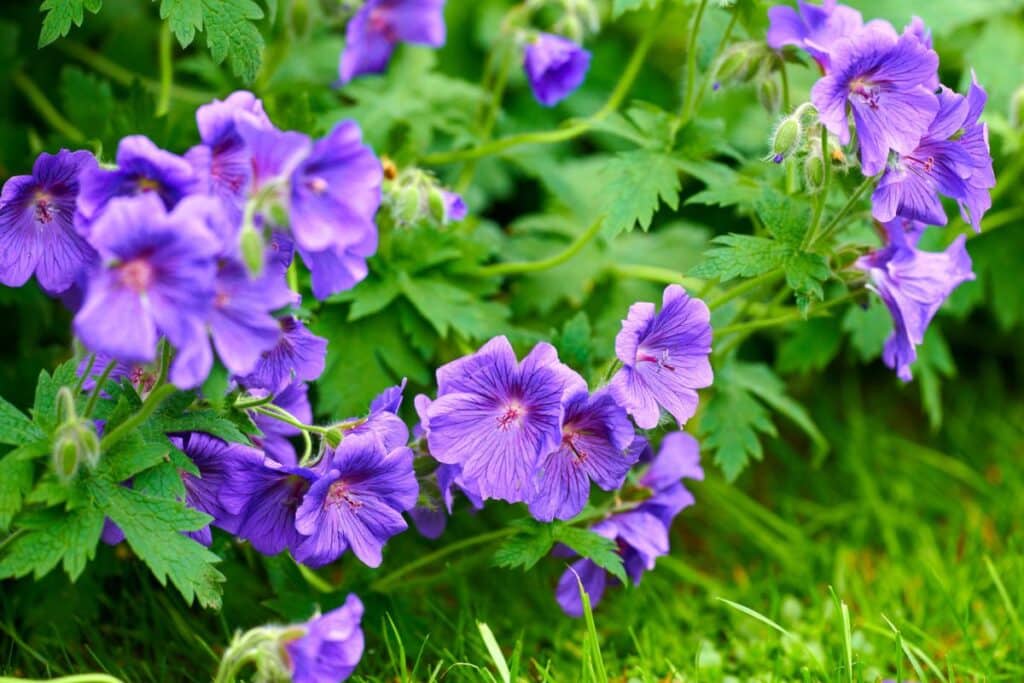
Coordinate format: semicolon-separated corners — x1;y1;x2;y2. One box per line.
0;0;1021;681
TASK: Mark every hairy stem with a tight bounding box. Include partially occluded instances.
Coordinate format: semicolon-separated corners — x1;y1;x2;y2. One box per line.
708;269;784;310
371;528;517;592
802;127;834;249
11;70;85;143
810;174;876;249
99;384;177;451
714;291;859;337
155;22;173;117
83;360;118;418
0;676;127;683
680;0;710;124
473;217;604;277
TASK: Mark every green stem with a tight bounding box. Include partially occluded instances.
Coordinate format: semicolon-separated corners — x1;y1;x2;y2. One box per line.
233;394;275;410
73;354;97;394
680;0;710;124
11;70;85;143
100;384;177;451
692;8;738;116
252;404;330;436
809;174;876;249
714;291;858;337
156;22;173;116
707;269;783;310
0;674;126;683
83;360;118;418
473;217;604;277
779;57;791;113
610;264;705;291
371;528;516;592
802;127;833;249
456;40;516;193
422;10;660;166
56;41;213;106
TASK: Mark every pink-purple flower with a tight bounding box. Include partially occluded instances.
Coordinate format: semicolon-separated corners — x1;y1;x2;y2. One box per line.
338;0;447;84
857;235;975;381
285;595;365;683
609;285;713;430
523;33;591;107
0;149;98;293
766;0;863;70
424;336;586;503
238;316;327;392
811;22;939;176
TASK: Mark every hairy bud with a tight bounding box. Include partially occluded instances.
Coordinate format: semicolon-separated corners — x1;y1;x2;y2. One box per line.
239;223;266;277
768;116;803;164
52;419;100;482
804;153;825;192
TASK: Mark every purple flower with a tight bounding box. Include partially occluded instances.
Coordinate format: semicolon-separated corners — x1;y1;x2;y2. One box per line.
871;80;994;231
338;0;447;84
285;594;365;683
290;121;382;254
0;150;98;293
297;230;379;300
442;190;467;222
172;432;266;544
235;115;312;195
882;217;926;249
188;91;271;211
250;381;313;467
554;433;703;617
425;336;586;503
811;23;939;176
856;236;975;381
523;33;591;107
902;16;938;90
293;439;418;568
609;285;713;430
340;380;410;453
77;135;198;232
72;194;219;389
766;0;863;70
238;316;327;392
226;457;318;556
528;390;637;522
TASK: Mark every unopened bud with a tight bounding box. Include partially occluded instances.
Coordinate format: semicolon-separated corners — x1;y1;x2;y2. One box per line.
804;154;825;192
758;78;781;112
240;224;265;277
427;188;447;223
769;116;802;164
52;420;100;482
715;46;751;84
1011;85;1024;130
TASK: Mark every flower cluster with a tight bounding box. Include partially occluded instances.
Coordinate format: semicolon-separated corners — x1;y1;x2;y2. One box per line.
0;91;386;390
766;1;991;380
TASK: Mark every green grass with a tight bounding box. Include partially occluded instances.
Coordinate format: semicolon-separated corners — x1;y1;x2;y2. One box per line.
1;353;1021;682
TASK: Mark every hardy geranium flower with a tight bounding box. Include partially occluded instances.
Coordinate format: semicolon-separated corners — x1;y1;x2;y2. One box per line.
225;457;318;556
528;389;637;522
872;79;994;231
766;0;863;70
338;0;447;84
609;285;713;430
187;90;270;211
172;432;266;545
0;149;97;293
857;236;975;381
523;33;591;107
72;194;219;389
442;190;467;222
340;381;410;453
76;135;198;231
425;336;586;502
555;432;703;616
284;595;365;683
293;438;418;568
811;23;939;176
238;316;327;392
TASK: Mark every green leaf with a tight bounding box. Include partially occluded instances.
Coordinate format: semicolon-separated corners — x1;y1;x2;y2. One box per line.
679;159;765;209
755;189;812;247
916;327;956;430
611;0;661;18
314;309;431;418
38;0;102;47
599;151;682;236
399;274;510;341
554;526;627;586
728;362;827;455
784;252;830;311
841;300;891;362
59;66;114;142
554;312;593;374
0;396;44;446
32;359;79;435
0;506;103;581
96;431;172;483
777;317;843;375
159;0;203;46
689;234;788;281
90;479;225;608
0;455;34;530
492;523;555;572
700;383;775;481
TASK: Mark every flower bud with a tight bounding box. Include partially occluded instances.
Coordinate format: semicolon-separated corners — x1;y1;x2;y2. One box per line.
427;188;447;224
52;420;100;482
758;77;781;112
240;224;265;277
769;116;802;164
804;154;825;192
1011;85;1024;130
396;185;421;224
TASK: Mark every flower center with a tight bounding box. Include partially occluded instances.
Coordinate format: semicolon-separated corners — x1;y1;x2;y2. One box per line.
562;429;589;465
307;176;328;195
118;258;154;293
636;348;675;372
368;9;398;41
34;191;55;224
137;177;162;194
496;401;525;431
326;479;361;509
849;78;881;109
